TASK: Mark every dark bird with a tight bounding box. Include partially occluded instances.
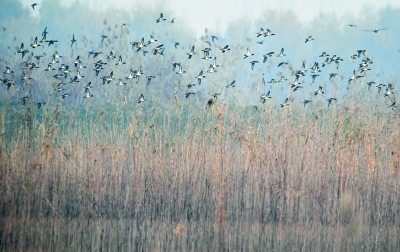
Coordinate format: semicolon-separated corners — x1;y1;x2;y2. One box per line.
357;49;367;57
387;100;397;108
319;52;329;57
17;43;25;53
305;36;314;43
260;91;271;103
115;55;126;66
280;98;289;108
213;93;221;101
156;13;166;23
250;61;258;70
71;34;76;47
185;92;195;98
45;40;58;46
116;79;126;86
187;83;196;89
311;74;320;83
176;65;186;74
83;89;93;98
30;37;40;48
146;76;156;85
105;51;117;60
171;62;181;71
84;82;92;89
278;62;288;67
153;44;164;55
37;102;45;109
367;81;375;90
327;98;337;107
329;73;338;79
31;3;38;10
42;27;48;38
302;100;312;107
187;45;196;59
100;35;108;42
264;29;275;37
21;96;29;105
174;42;180;49
93;51;102;58
226;80;235;88
220;45;231;53
277;48;286;57
257;28;266;37
314;86;325;95
384;84;395;97
146;35;157;45
138;94;146;103
3;67;14;74
263;52;274;63
61;93;70;99
293;86;303;92
195;70;206;85
364;28;387;33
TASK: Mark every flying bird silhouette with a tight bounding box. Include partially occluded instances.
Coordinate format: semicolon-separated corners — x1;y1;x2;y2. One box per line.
71;34;76;47
364;28;387;33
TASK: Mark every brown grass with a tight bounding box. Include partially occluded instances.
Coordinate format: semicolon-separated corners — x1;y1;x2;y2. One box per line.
0;102;399;251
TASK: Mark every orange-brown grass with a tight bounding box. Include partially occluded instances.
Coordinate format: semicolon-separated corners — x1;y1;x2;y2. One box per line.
0;101;399;251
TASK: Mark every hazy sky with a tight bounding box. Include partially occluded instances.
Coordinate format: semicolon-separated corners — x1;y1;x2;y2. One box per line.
1;0;398;105
19;0;400;37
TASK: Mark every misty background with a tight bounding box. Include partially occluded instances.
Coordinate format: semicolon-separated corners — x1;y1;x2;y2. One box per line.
0;0;399;106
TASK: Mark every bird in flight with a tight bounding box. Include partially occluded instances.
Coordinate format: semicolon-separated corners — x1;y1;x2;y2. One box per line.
280;98;290;108
138;94;146;103
250;61;258;70
71;34;76;47
42;27;48;38
226;80;236;88
220;45;231;53
156;13;166;23
305;36;314;43
187;45;196;59
101;35;108;42
31;3;38;10
243;48;254;59
364;28;387;33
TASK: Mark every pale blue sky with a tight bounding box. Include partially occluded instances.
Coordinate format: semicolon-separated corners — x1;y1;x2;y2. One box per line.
0;0;399;105
18;0;400;37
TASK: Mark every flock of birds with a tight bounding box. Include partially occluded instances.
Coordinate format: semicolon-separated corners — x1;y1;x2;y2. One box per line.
0;9;398;110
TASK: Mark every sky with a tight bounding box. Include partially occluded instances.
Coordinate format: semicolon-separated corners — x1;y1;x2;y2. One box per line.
0;0;398;106
18;0;400;37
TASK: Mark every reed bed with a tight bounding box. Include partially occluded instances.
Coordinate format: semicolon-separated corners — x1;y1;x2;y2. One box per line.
0;99;399;251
